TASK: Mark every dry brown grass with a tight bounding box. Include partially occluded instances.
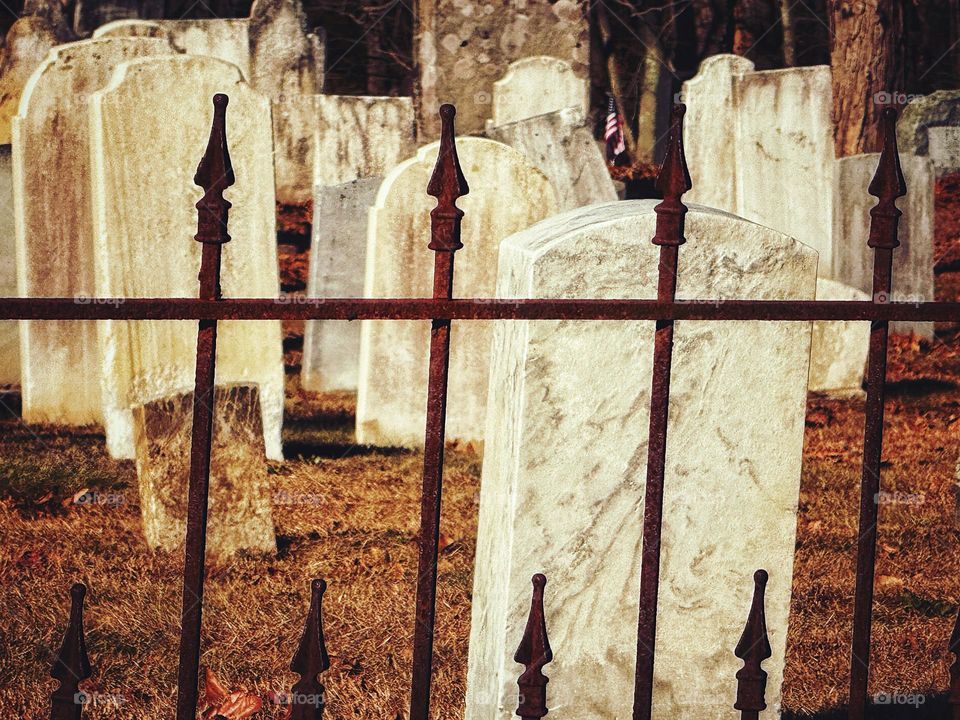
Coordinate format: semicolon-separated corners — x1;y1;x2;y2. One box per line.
1;336;959;719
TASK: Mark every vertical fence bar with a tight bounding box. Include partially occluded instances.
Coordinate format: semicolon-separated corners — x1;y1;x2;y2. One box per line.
50;584;91;720
734;570;772;720
632;103;692;720
847;107;906;720
289;579;330;719
408;103;469;720
514;574;553;720
175;93;235;720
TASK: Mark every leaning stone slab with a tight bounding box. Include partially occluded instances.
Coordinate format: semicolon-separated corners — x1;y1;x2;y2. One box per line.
0;16;58;145
414;1;589;137
682;58;834;274
488;56;588;128
89;55;284;460
301;177;381;393
12;37;180;427
832;153;935;337
810;278;869;394
133;384;276;556
0;146;17;385
467;200;816;720
356;138;558;446
897;90;960;159
486;106;617;211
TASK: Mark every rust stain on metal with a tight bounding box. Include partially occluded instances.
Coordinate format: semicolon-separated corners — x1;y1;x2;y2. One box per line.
175;93;234;720
847;107;906;720
735;570;772;720
514;574;553;720
289;579;331;719
50;583;91;720
633;103;691;720
409;103;468;720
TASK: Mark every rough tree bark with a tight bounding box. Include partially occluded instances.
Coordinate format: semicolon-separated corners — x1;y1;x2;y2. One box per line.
829;0;906;156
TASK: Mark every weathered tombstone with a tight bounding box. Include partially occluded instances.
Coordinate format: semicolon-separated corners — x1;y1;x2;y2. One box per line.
682;59;834;273
73;0;163;35
133;384;276;556
301;177;381;392
88;55;284;462
487;56;587;128
248;0;324;100
487;106;617;211
356;138;558;446
0;16;58;145
12;37;181;428
0;146;17;385
467;200;816;720
810;278;869;394
414;0;589;137
832;153;935;337
897;90;960;161
925;126;960;176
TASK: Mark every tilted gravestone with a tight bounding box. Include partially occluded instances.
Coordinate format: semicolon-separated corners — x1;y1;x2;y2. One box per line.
832;153;935;338
300;96;416;391
810;278;869;394
88;55;284;469
356;137;558;446
467;201;816;720
0;16;58;145
301;177;381;393
414;1;589;137
133;385;276;556
897;90;960;171
12;37;180;428
683;56;834;274
487;55;588;128
0;146;17;385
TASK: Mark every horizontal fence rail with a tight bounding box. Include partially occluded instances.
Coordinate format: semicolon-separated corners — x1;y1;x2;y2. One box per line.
0;297;958;322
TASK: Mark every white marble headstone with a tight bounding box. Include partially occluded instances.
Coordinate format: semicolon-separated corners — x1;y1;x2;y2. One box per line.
356;137;558;447
467;201;816;720
88;55;284;460
488;56;589;128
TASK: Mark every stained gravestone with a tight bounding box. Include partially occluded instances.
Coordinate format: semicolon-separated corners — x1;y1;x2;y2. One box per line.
487;56;588;128
356;138;558;446
810;279;869;394
133;385;276;555
927;126;960;175
12;37;180;427
682;58;834;273
0;146;17;385
301;177;381;392
466;201;816;720
300;96;416;391
88;55;284;463
897;90;960;162
832;153;934;337
0;16;58;145
487;107;616;211
414;0;589;137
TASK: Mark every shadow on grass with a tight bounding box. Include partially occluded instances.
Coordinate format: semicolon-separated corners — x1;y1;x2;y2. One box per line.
281;419;413;459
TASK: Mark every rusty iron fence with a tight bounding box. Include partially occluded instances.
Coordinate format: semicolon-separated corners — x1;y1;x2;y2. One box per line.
5;95;960;720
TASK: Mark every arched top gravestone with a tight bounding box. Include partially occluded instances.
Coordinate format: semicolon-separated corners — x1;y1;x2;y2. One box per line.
356;137;559;447
489;56;588;128
467;200;817;720
88;55;283;461
12;36;181;427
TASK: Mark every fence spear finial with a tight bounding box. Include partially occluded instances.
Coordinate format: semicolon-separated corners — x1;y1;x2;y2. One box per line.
194;93;235;247
289;579;330;720
514;574;553;720
50;583;92;720
867;107;906;251
427;104;469;253
652;103;693;248
734;570;772;719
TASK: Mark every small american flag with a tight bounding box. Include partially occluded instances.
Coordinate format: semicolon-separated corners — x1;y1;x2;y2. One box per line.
604;95;626;161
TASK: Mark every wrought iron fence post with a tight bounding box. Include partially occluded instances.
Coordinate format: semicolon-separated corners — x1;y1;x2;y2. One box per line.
632;103;692;720
288;579;330;719
734;570;772;720
514;574;553;720
50;583;91;720
847;107;905;720
408;103;469;720
175;93;235;720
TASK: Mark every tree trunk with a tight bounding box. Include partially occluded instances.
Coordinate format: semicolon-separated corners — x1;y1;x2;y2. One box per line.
829;0;906;157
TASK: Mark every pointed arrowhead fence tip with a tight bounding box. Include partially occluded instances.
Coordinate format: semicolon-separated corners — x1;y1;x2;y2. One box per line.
194;93;235;192
291;578;330;677
51;582;91;682
427;103;469;200
868;107;906;203
514;573;552;666
655;103;692;200
735;569;772;662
